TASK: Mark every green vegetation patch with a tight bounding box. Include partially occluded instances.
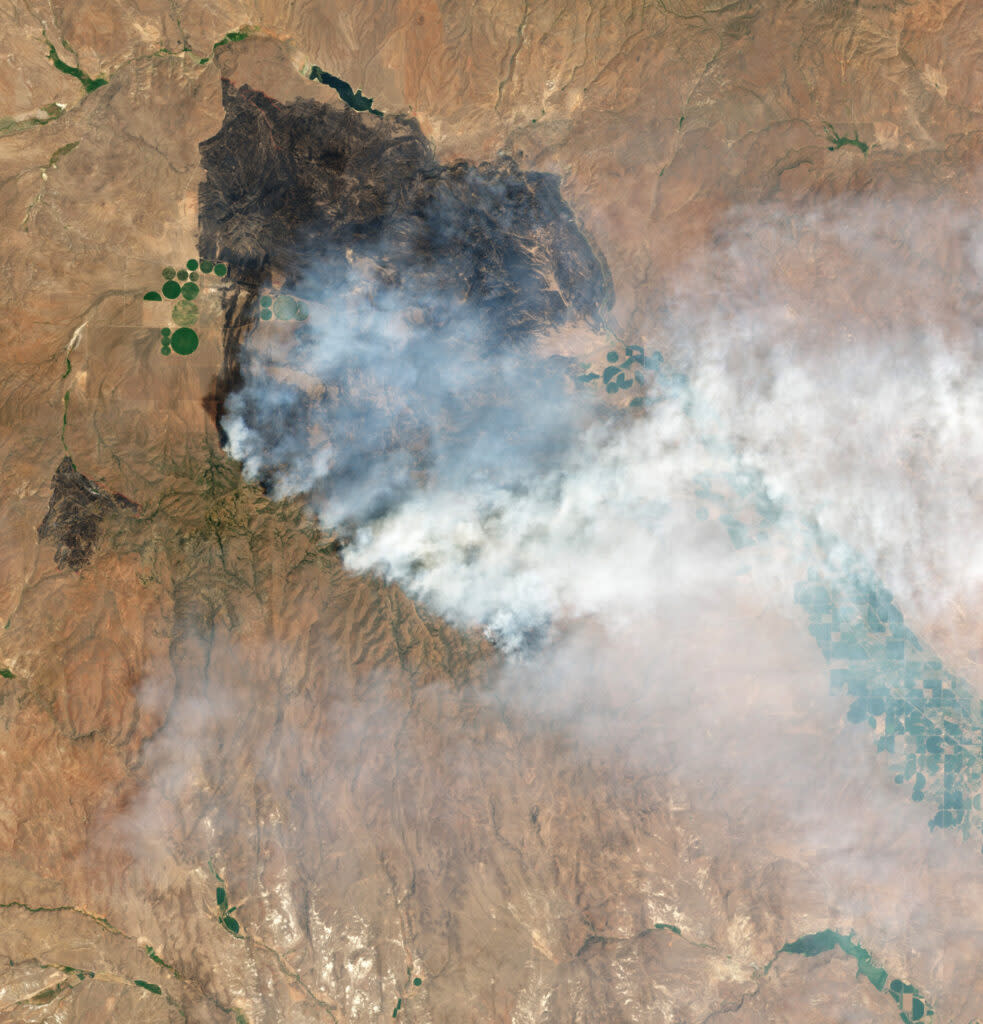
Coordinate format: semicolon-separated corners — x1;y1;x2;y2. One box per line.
48;141;79;167
214;262;227;277
186;258;198;271
162;279;181;300
213;28;253;52
578;343;658;398
144;946;171;969
0;667;14;678
144;291;162;301
795;568;983;847
45;43;107;93
171;299;198;326
170;328;198;355
181;281;199;300
211;860;242;935
162;266;176;280
134;980;162;994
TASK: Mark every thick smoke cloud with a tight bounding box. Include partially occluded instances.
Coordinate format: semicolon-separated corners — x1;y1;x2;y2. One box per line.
224;259;597;532
225;191;983;654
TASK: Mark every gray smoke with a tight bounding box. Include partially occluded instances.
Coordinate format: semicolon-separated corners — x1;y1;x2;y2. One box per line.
225;257;597;535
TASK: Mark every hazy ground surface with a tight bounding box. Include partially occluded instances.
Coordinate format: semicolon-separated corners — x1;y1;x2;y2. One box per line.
1;1;983;1021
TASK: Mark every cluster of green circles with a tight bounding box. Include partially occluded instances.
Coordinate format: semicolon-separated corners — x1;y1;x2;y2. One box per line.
159;325;196;355
259;293;309;322
161;278;201;300
160;258;226;283
144;257;229;357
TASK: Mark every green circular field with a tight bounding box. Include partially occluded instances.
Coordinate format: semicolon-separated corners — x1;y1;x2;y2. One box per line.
273;295;298;320
186;258;199;271
162;266;176;280
161;327;171;338
171;299;199;326
177;268;188;281
171;327;198;355
181;281;199;300
162;279;181;299
200;260;214;273
260;308;272;320
214;263;227;277
260;295;272;307
189;270;199;282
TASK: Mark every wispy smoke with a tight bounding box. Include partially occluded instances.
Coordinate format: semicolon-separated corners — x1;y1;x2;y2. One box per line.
224;192;983;655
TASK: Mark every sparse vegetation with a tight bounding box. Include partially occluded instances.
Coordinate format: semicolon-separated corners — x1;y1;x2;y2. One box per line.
0;103;64;137
48;141;79;167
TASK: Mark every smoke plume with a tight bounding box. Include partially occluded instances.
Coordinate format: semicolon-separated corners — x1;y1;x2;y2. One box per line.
225;191;983;654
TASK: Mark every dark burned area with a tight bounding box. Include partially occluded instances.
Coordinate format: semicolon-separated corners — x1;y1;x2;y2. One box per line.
198;79;613;443
38;457;136;571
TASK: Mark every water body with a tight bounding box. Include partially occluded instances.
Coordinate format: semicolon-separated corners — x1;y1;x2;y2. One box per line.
308;66;382;117
824;123;868;154
775;931;931;1022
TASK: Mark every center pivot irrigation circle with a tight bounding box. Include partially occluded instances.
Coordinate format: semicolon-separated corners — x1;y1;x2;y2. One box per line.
170;327;199;355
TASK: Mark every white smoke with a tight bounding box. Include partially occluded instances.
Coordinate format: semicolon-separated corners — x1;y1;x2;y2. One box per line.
225;193;983;653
